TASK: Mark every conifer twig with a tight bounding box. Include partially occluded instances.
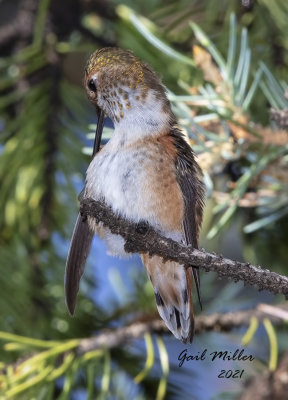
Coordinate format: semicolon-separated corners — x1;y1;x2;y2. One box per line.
77;303;288;354
80;198;288;299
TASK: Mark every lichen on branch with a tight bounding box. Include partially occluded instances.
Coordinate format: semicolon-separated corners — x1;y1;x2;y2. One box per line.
80;198;288;299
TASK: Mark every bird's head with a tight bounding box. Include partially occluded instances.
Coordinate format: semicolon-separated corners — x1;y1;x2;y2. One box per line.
84;48;174;143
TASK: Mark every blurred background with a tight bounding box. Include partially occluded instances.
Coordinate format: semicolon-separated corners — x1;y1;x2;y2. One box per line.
0;0;287;399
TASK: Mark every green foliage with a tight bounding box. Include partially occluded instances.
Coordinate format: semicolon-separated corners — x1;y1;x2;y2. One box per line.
0;331;170;400
0;0;287;399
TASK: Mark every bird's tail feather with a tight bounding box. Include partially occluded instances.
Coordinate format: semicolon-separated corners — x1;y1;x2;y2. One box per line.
65;213;94;315
141;254;194;343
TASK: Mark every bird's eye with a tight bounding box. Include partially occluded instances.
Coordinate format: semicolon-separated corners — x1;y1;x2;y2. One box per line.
88;79;97;92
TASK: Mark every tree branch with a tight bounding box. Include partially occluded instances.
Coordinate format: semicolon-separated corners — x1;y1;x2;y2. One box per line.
77;303;288;354
80;198;288;299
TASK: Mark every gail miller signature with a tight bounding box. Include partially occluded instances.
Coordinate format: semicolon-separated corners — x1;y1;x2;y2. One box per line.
178;348;255;379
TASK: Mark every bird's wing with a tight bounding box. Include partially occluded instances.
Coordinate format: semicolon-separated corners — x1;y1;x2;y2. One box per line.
171;128;205;307
65;108;104;315
142;129;205;342
65;213;94;315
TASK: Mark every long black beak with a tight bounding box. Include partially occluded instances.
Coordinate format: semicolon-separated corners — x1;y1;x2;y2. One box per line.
93;108;105;157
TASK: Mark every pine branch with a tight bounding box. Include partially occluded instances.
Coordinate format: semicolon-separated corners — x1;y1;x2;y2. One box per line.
3;304;286;381
80;198;288;299
77;303;288;354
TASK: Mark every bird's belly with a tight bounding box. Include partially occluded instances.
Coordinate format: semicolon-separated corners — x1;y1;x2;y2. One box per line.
85;148;148;256
85;145;182;256
87;218;128;257
85;148;144;219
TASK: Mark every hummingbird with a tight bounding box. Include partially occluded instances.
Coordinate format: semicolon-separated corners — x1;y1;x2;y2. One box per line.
65;47;205;343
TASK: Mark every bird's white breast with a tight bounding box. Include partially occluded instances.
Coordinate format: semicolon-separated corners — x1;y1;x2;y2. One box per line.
86;143;143;220
85;134;182;256
85;139;151;256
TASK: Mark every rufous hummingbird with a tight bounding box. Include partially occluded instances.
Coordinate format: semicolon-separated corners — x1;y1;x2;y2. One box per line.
65;48;205;343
